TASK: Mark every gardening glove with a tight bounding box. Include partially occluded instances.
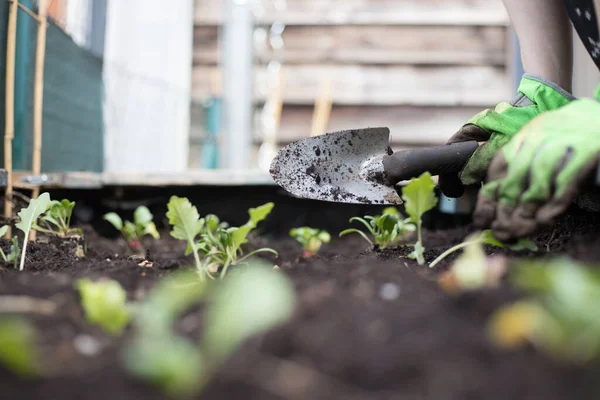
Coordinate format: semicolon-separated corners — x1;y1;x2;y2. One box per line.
439;74;576;198
473;89;600;242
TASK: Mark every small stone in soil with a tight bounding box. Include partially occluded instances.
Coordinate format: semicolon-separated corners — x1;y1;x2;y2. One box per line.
73;334;101;356
379;282;400;301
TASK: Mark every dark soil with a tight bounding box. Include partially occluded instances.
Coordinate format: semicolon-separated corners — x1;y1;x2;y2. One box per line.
2;204;600;400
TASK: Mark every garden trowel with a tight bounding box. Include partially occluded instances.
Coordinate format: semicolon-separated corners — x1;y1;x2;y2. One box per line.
269;127;479;205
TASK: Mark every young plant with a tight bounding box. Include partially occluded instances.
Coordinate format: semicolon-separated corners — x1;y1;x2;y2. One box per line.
33;199;82;238
166;196;207;280
429;229;538;268
339;206;415;250
289;227;331;257
104;205;160;252
76;278;131;336
0;317;39;378
487;257;600;364
0;225;20;265
122;262;296;398
197;202;278;278
437;232;509;294
401;172;438;265
15;192;52;271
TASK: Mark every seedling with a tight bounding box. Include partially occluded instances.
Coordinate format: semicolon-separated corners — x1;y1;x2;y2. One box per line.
0;225;20;265
76;278;131;336
123;262;296;398
487;257;600;364
196;202;278;278
437;232;509;294
339;206;415;250
15;192;52;271
429;229;537;268
202;262;296;363
166;196;207;280
289;227;331;257
0;317;39;378
401;172;438;265
33;199;82;238
104;205;160;252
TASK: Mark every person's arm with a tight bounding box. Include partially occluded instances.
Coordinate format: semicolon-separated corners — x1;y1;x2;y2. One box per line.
438;0;577;198
503;0;573;92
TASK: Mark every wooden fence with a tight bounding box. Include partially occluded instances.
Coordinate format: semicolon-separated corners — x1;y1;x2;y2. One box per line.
191;0;513;166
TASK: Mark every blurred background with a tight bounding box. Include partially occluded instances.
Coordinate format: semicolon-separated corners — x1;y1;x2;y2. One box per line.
0;0;599;184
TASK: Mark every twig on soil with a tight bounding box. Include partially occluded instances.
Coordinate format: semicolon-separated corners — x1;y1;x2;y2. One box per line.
546;229;557;252
0;295;57;315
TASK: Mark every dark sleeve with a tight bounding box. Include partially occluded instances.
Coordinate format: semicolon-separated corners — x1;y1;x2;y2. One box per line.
564;0;600;70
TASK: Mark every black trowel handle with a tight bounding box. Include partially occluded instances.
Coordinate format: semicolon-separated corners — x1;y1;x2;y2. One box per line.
382;141;478;185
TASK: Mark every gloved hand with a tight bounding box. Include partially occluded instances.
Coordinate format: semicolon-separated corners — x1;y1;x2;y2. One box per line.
473;94;600;242
439;74;575;198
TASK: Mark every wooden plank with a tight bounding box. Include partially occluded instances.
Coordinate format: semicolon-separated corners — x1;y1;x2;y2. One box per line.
194;0;509;26
14;170;276;188
194;26;221;63
194;25;506;66
192;64;511;106
254;105;482;146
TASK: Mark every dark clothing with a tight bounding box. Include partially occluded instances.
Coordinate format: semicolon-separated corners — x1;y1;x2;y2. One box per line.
564;0;600;70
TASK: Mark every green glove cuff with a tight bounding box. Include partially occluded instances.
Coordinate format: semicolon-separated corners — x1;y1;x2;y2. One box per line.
468;73;575;136
458;74;575;185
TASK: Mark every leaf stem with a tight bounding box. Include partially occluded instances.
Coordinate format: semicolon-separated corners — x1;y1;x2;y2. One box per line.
191;245;204;279
429;238;482;268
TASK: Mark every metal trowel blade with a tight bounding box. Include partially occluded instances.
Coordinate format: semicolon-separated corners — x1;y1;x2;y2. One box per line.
269;127;402;205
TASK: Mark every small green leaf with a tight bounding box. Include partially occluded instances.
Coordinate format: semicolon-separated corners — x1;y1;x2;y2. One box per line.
133;269;207;335
122;269;208;397
401;172;437;265
103;212;123;231
230;202;274;251
401;172;438;224
76;278;131;336
490;257;600;363
166;196;205;273
317;231;331;243
450;233;489;290
382;206;400;217
203;263;296;362
8;237;20;263
134;206;154;227
16;193;52;271
123;221;138;243
16;193;52;235
204;214;224;233
480;230;538;251
0;225;8;238
0;317;39;378
166;197;204;245
144;222;160;240
123;336;204;398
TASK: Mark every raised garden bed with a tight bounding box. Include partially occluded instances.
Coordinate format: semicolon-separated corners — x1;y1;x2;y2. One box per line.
1;182;600;400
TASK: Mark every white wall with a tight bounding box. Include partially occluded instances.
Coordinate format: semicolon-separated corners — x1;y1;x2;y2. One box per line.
103;0;193;173
64;0;91;48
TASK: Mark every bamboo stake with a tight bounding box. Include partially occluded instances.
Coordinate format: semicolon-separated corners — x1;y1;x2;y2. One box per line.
210;68;222;97
257;68;284;170
4;0;19;238
271;68;284;133
30;0;49;241
310;79;332;137
17;2;41;22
